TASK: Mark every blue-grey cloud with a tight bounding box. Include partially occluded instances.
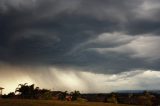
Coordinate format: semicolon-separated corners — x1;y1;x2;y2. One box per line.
0;0;160;74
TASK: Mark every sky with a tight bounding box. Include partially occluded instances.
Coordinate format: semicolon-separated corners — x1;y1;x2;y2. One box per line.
0;0;160;94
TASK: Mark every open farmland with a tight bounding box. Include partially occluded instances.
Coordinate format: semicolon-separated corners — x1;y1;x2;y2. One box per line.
0;99;137;106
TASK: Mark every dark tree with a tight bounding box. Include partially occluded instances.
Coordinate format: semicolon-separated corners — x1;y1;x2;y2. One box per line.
71;90;80;101
15;83;35;99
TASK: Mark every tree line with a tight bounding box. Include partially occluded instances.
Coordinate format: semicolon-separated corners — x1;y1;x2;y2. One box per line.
2;83;81;101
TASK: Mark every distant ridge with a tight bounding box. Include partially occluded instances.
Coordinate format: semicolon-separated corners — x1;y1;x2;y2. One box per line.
115;90;160;94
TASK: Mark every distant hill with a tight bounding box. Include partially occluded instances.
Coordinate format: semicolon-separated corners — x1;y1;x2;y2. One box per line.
115;90;160;94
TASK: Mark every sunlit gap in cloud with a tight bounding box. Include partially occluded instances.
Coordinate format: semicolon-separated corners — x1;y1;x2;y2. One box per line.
1;64;160;94
20;69;160;93
0;71;34;94
1;77;34;95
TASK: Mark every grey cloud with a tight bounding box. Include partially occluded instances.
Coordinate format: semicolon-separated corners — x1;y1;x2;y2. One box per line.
0;0;36;12
0;0;160;74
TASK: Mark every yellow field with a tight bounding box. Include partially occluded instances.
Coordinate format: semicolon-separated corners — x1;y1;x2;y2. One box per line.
0;99;137;106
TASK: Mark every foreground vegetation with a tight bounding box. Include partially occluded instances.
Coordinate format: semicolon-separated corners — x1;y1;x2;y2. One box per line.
0;99;136;106
1;83;160;105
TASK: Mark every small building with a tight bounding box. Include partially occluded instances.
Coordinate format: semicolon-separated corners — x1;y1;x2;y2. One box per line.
0;87;4;96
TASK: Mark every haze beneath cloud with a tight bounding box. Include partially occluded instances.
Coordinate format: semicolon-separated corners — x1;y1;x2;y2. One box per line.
0;0;160;94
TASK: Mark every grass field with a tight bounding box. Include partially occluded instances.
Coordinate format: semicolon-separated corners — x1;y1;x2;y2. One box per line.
0;99;137;106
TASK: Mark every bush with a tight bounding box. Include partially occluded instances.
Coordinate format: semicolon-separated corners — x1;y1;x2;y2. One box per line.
41;91;52;100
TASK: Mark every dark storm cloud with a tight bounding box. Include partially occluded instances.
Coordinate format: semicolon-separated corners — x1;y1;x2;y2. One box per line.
126;19;160;35
0;0;160;73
